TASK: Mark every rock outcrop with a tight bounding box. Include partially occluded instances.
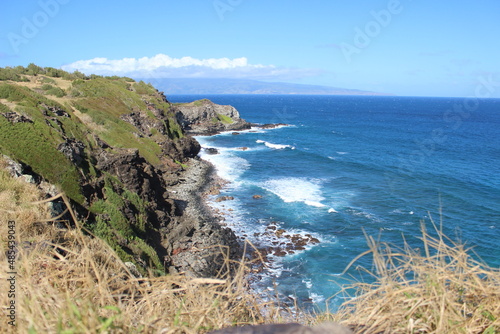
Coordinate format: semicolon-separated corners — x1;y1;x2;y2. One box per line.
174;99;251;135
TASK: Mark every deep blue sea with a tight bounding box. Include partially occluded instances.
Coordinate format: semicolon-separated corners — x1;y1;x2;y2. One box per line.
169;95;500;310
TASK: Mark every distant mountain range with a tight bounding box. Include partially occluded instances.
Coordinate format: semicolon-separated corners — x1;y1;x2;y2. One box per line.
138;78;388;96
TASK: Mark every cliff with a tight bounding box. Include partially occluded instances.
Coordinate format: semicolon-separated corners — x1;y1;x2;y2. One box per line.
174;98;251;135
0;65;240;277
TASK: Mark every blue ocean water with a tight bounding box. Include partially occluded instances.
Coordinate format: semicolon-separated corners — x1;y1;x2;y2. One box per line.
169;94;500;309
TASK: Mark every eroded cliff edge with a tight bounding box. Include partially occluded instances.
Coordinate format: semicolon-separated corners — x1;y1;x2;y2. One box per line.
0;66;244;277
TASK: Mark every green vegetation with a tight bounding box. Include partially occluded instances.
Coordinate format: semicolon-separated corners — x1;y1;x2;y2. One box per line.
0;64;191;277
0;64;84;81
0;90;85;203
74;99;163;165
88;174;164;273
0;67;29;82
192;98;210;106
40;76;57;84
133;80;157;95
0;116;84;203
40;83;66;97
216;113;234;124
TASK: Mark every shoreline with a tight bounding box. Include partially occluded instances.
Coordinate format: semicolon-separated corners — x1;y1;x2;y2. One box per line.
166;157;243;277
169;157;226;225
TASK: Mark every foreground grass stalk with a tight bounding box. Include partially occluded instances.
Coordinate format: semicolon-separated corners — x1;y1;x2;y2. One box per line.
330;219;500;334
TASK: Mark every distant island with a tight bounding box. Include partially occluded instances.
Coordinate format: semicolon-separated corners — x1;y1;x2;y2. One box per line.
138;78;390;96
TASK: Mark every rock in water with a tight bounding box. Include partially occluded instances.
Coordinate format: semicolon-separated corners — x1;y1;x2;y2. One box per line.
174;99;251;135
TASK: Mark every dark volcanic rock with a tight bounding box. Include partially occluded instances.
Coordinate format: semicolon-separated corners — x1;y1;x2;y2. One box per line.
57;139;85;166
205;147;219;155
1;111;33;124
96;149;167;203
215;196;234;202
259;123;289;129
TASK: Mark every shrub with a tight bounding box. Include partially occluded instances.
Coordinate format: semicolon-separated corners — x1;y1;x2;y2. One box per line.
41;83;66;97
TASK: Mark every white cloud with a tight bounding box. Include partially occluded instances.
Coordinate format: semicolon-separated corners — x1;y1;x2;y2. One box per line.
61;54;321;80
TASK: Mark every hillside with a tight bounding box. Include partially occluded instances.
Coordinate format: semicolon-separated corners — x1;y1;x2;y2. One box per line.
139;78;388;95
0;64;242;277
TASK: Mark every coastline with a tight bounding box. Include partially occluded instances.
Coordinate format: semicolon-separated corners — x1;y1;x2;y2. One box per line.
166;157;242;277
169;157;225;225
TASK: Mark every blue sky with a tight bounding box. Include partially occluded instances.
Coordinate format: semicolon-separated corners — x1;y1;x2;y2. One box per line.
1;0;499;97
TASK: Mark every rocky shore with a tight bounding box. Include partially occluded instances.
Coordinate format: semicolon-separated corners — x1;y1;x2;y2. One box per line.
165;157;241;277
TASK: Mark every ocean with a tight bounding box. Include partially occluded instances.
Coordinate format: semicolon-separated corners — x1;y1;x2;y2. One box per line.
168;94;500;310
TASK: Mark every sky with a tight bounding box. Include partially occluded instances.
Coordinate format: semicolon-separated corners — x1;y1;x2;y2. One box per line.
1;0;499;97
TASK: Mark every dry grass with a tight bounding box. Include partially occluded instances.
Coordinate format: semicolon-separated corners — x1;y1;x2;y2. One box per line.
0;165;292;333
1;161;499;333
322;220;500;334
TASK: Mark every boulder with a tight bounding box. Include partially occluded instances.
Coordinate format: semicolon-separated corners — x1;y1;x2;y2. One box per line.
205;147;219;155
215;196;234;202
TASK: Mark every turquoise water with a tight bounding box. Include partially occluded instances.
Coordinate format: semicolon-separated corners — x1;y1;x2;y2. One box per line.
169;95;500;309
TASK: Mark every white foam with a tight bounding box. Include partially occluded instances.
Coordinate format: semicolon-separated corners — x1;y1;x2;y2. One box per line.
328;208;338;213
305;200;326;208
310;292;325;304
198;146;250;182
262;177;325;208
256;140;295;150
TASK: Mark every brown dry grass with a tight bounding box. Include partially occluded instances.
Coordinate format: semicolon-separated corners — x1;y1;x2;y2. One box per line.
320;221;500;334
1;159;498;333
0;164;293;333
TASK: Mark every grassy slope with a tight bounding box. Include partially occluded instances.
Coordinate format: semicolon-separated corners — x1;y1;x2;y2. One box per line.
0;66;187;275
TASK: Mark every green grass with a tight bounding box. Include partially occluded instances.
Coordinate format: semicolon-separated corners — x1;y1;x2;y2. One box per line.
0;110;84;203
40;83;66;97
133;81;157;95
192;98;210;106
75;100;163;165
0;83;66;113
217;113;234;124
88;174;164;274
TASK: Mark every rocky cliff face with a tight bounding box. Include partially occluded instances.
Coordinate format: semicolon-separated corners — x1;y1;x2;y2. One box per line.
174;99;251;135
0;68;241;277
